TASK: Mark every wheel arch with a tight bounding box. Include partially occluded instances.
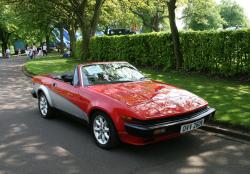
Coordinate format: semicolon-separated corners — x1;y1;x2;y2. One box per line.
37;86;54;107
88;106;123;132
88;108;111;123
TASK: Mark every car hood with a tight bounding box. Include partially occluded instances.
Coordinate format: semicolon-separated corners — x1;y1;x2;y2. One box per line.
88;81;208;119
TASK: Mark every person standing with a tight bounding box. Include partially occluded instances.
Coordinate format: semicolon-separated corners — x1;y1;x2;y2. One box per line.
18;49;21;57
0;52;2;64
32;44;37;58
42;43;47;56
6;48;11;59
28;46;33;59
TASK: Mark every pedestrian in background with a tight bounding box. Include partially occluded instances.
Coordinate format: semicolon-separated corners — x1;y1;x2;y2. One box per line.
42;43;47;56
18;49;21;57
32;44;37;58
0;52;2;64
6;48;11;59
28;46;33;59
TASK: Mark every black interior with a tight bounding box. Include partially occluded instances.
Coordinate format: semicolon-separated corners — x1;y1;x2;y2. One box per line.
52;73;73;84
61;74;73;83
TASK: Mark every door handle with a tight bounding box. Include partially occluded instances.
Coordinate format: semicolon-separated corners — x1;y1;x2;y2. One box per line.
52;83;57;87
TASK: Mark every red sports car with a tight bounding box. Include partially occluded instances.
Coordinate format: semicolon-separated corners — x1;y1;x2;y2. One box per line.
31;62;215;149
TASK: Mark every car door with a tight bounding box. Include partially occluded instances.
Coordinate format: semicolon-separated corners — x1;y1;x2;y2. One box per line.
51;68;88;120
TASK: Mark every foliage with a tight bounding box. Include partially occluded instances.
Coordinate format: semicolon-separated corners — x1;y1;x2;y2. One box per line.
180;30;250;76
219;0;249;28
89;32;175;69
25;55;250;128
1;0;60;46
121;0;169;32
0;5;17;34
0;4;19;55
183;0;223;31
83;30;250;77
99;0;142;30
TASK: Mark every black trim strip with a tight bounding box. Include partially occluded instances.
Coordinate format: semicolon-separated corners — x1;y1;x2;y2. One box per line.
124;107;216;138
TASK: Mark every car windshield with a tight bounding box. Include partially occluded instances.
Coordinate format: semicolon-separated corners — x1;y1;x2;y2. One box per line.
81;62;146;85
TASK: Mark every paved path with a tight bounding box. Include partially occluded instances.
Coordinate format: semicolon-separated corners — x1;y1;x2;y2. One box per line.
0;58;250;174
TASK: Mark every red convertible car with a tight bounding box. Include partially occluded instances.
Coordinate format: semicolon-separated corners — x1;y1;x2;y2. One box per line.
31;62;215;149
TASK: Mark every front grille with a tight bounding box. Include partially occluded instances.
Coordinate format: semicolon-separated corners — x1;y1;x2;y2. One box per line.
132;107;211;126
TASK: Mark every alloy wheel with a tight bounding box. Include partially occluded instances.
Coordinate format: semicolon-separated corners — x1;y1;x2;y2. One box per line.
39;95;48;116
93;115;110;145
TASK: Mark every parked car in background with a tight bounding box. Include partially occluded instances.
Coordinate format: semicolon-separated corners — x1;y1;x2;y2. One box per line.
31;62;216;149
105;29;135;36
225;25;242;30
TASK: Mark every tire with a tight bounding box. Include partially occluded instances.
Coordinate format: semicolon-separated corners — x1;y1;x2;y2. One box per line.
38;92;54;119
91;111;120;149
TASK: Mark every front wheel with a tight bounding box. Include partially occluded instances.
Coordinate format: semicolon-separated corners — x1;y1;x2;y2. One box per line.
38;93;54;119
91;112;119;149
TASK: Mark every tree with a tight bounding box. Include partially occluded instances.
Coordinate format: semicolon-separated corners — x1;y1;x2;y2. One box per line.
3;0;58;47
48;0;106;60
0;4;18;58
98;0;142;31
219;0;249;28
44;0;79;56
122;0;168;32
183;0;223;30
4;0;80;57
166;0;183;69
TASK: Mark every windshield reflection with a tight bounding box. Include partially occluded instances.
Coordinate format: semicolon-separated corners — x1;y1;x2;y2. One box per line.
81;63;145;86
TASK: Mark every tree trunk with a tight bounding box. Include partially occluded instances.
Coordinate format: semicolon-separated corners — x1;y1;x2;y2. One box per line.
90;0;105;36
46;34;50;53
2;43;6;59
80;25;91;61
1;32;10;59
78;0;105;60
167;0;183;70
69;27;76;58
152;14;160;32
59;24;64;54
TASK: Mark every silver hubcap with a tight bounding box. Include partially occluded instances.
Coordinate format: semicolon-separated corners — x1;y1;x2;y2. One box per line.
93;115;110;145
39;96;48;116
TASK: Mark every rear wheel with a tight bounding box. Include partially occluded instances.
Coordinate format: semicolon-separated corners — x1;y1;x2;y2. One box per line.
91;112;119;149
38;93;54;119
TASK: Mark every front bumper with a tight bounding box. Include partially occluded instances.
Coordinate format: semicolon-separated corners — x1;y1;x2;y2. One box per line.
124;107;215;138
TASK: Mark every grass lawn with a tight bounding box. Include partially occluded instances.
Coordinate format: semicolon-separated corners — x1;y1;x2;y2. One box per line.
25;56;250;128
25;54;81;75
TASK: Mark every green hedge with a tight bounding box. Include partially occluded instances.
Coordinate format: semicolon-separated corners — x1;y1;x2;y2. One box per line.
181;30;250;76
89;32;175;70
80;30;250;76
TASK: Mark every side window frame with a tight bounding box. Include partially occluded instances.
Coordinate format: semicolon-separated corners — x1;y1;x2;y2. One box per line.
81;66;90;86
73;67;80;86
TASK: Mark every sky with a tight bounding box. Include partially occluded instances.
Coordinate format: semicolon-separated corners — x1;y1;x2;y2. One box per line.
234;0;250;21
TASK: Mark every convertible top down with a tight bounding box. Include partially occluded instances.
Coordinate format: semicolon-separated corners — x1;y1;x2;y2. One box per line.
31;61;215;149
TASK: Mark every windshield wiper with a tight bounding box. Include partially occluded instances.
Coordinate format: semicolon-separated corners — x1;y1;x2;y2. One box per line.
109;80;134;84
139;77;149;81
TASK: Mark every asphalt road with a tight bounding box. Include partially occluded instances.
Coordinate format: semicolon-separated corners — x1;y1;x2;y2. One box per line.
0;57;250;174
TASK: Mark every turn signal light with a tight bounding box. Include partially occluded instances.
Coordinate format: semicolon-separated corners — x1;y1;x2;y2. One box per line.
153;129;166;135
121;115;134;122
